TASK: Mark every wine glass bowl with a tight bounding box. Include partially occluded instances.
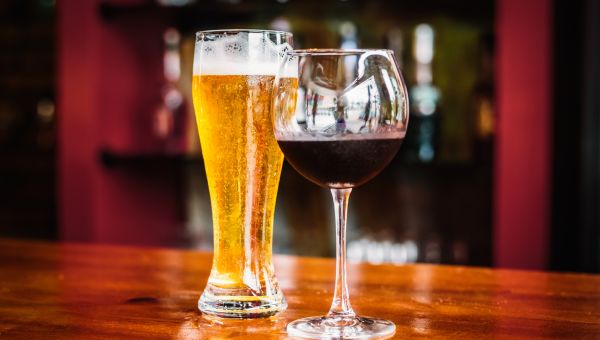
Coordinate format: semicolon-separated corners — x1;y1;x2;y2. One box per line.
273;49;409;189
272;49;409;339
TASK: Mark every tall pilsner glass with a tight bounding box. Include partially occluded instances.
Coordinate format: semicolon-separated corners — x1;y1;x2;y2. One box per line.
192;30;293;318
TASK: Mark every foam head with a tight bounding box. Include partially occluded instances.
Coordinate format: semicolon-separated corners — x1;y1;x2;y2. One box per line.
194;31;296;77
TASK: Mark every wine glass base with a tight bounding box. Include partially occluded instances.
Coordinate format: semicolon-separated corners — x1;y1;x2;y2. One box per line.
287;315;396;339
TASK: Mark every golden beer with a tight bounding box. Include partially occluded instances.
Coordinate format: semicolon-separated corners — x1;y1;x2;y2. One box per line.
193;29;294;318
193;74;282;291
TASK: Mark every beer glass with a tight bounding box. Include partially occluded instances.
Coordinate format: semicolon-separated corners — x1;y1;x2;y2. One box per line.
192;30;293;318
273;49;409;338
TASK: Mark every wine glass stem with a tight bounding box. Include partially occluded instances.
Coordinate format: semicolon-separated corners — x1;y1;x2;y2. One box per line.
327;188;356;318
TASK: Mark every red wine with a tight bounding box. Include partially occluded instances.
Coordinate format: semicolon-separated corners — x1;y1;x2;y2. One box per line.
277;138;403;188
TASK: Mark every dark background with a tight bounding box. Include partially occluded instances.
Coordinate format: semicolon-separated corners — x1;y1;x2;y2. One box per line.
0;0;598;272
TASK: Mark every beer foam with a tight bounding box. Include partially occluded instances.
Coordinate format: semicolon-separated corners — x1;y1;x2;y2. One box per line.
196;61;297;77
193;33;297;77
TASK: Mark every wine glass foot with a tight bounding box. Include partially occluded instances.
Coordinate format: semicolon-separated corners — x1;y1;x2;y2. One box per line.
287;315;395;339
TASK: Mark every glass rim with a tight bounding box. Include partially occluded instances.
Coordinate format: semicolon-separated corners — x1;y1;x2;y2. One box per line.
285;49;394;56
195;29;293;37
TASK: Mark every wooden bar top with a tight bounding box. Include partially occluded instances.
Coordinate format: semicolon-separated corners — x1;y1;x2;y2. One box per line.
0;238;599;339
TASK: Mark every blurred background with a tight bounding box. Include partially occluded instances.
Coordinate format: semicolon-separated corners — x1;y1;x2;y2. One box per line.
0;0;598;272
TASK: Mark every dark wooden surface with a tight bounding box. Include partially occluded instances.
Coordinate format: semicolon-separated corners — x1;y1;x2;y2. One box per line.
0;239;599;339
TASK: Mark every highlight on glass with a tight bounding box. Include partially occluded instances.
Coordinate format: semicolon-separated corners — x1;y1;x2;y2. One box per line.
272;49;409;338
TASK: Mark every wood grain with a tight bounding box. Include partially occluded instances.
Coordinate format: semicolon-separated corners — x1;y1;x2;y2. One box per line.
0;238;599;339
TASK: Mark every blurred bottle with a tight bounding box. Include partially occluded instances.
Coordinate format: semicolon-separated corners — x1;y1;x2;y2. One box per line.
339;21;358;49
405;24;441;163
339;21;359;84
178;33;200;154
153;27;187;153
36;98;55;150
386;27;404;69
470;33;495;163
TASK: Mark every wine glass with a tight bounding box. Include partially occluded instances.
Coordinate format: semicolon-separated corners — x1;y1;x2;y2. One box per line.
272;49;409;339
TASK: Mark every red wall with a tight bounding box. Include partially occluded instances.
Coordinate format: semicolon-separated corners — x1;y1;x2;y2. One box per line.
57;0;100;241
57;0;183;246
494;0;553;269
